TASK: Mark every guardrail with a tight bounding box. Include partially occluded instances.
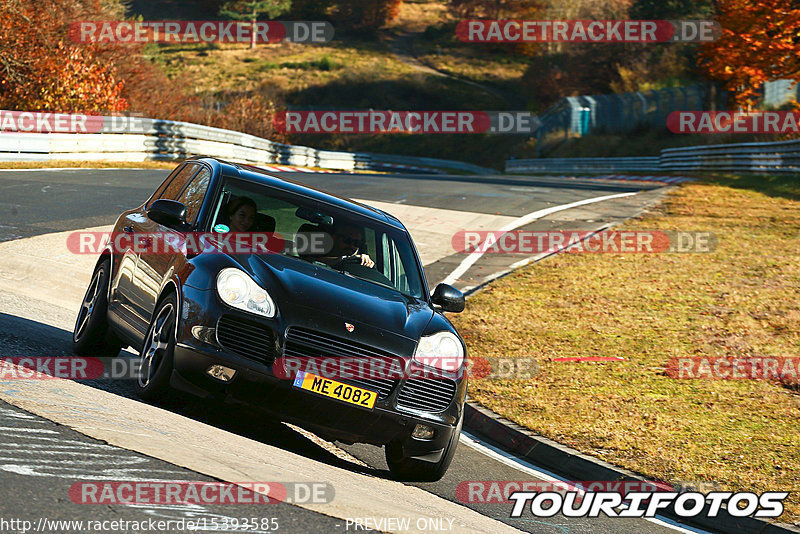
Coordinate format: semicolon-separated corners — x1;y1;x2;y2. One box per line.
660;139;800;173
507;139;800;174
0;115;496;175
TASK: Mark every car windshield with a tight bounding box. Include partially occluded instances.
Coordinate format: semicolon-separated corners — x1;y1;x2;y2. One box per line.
208;175;426;299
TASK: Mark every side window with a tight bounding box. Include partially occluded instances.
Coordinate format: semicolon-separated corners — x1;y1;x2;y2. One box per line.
157;163;200;203
148;164;186;207
176;167;212;226
392;241;409;294
362;227;377;261
381;233;392;281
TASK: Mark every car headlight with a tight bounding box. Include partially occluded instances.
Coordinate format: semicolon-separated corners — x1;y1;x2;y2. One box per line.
216;268;276;318
413;331;464;372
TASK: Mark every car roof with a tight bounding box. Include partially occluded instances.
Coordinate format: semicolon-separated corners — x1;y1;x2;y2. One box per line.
191;157;406;230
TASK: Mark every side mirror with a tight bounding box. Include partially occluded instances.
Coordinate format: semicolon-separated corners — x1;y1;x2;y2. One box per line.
148;199;187;229
431;283;465;313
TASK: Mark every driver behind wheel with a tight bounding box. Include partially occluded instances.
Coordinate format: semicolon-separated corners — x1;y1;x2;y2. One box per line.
319;221;375;268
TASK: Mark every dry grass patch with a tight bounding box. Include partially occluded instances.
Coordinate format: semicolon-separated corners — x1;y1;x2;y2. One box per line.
452;174;800;524
150;40;415;96
387;0;451;32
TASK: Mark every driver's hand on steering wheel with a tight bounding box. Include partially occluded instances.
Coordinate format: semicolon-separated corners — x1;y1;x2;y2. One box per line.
359;254;375;268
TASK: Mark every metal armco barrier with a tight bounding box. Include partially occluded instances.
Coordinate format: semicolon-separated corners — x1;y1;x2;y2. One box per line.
0;114;495;175
659;138;800;173
507;139;800;174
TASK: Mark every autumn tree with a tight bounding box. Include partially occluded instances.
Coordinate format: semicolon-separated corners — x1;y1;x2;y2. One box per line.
521;0;632;105
449;0;543;55
0;0;127;112
699;0;800;108
219;0;293;48
331;0;403;32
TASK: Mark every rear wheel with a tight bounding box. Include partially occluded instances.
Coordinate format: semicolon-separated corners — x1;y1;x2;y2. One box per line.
135;293;178;401
73;259;123;356
385;411;463;482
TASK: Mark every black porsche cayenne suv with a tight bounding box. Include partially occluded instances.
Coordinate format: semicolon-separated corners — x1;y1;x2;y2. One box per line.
72;157;467;481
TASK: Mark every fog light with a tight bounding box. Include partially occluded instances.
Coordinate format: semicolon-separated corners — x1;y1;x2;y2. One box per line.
192;326;218;346
412;424;435;440
206;365;236;382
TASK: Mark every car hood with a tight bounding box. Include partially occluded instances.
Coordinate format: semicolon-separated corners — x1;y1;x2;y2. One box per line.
240;254;433;343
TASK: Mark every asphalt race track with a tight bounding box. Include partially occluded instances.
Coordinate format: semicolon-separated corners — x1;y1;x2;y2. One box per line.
0;168;708;534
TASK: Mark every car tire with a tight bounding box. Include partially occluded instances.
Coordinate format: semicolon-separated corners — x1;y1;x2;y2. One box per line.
385;410;463;482
135;293;178;401
73;259;124;356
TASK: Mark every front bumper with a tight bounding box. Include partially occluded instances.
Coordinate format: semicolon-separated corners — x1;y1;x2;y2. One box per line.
173;285;467;456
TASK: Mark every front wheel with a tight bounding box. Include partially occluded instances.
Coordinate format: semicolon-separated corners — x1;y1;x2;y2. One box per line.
135;293;178;401
385;411;463;482
73;259;123;356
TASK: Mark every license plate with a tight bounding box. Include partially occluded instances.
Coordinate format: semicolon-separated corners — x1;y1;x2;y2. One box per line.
292;371;377;410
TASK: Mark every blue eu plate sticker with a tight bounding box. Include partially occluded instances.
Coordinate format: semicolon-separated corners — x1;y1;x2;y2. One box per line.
293;371;306;388
213;224;230;233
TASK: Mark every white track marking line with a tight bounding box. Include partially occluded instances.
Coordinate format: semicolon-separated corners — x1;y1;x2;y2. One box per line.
0;443;116;450
442;192;637;286
0;456;144;464
0;426;58;433
462;223;617;292
0;168;151;172
0;449;121;457
460;430;709;534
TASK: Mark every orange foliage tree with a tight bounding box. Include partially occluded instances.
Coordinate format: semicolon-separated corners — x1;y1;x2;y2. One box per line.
699;0;800;108
449;0;544;56
0;0;286;141
332;0;403;31
0;0;127;112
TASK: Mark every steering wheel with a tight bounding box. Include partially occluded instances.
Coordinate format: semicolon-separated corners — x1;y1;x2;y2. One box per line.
333;255;362;270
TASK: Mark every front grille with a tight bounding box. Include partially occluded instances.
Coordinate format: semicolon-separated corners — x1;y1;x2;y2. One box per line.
396;378;457;413
216;315;276;365
284;327;400;399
